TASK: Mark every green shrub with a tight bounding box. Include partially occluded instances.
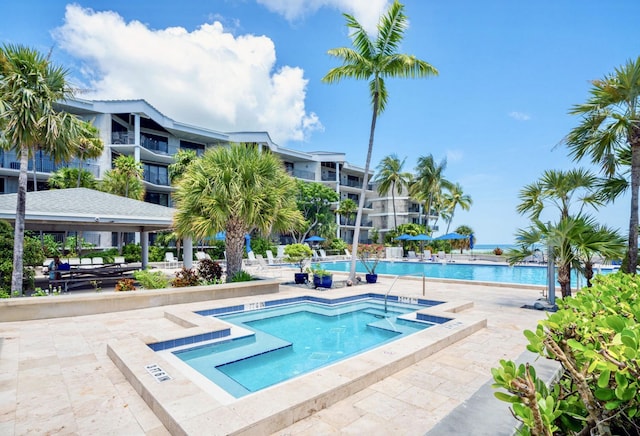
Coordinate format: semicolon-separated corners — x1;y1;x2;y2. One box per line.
133;269;169;289
197;259;223;281
229;270;253;282
492;272;640;435
122;243;142;263
148;245;165;263
171;267;200;287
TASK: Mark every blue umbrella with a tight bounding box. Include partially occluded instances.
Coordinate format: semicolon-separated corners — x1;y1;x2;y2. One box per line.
395;234;413;241
214;231;226;240
305;235;325;242
407;234;432;241
469;233;475;249
435;232;468;240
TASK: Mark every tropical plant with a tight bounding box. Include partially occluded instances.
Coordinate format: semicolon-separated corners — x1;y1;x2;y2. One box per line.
0;44;87;294
335;198;357;226
564;56;640;273
133;269;169;289
309;263;332;278
284;243;313;273
452;225;474;253
410;154;453;231
171;267;199;288
229;270;253;283
173;143;303;281
168;148;198;184
197;258;223;282
100;154;145;200
356;243;385;274
115;278;136;292
322;0;438;281
442;183;472;234
73;121;103;187
513;169;604;297
374;154;412;230
48;167;97;189
293;180;339;242
492;273;640;435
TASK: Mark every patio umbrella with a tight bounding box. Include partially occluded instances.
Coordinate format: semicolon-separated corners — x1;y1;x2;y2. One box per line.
435;232;468;240
408;234;432;259
395;234;413;241
305;235;325;242
214;231;226;240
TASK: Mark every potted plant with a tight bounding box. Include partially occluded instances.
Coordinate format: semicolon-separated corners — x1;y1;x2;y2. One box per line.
310;263;333;289
357;243;385;283
284;243;313;284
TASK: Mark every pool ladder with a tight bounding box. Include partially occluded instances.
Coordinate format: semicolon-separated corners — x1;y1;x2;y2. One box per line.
384;273;425;313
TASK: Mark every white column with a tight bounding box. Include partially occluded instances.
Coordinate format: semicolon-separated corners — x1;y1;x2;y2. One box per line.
183;237;193;269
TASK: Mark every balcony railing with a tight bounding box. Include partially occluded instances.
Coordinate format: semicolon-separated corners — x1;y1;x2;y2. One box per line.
111;132;134;144
321;171;336;181
141;134;169;154
289;169;315;180
0;151;99;176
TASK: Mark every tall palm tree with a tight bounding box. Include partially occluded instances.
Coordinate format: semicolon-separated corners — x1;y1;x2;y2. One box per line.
373;154;412;230
335;197;358;228
322;1;438;280
564;57;640;273
410;154;452;231
0;44;81;294
442;183;472;233
172;143;303;281
168;148;198;184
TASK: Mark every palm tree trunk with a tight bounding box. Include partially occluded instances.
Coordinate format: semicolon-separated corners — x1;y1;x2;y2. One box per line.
226;218;246;282
626;134;640;273
11;147;29;295
349;93;379;281
77;160;83;187
558;263;572;298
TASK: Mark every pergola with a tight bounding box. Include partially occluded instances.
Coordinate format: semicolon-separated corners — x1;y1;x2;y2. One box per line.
0;188;194;268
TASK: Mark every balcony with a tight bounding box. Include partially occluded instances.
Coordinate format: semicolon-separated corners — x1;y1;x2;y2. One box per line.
321;171;336;181
140;134;169;155
111;132;134;144
288;169;315;181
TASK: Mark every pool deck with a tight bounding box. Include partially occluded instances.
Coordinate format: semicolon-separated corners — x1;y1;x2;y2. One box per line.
0;269;549;435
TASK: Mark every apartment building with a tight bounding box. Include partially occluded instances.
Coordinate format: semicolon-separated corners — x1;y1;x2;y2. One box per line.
0;98;374;244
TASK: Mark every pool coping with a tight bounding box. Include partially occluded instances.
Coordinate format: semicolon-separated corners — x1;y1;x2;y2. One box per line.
107;292;486;435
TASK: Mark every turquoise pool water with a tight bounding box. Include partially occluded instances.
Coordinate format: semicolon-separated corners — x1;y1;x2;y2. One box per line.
322;260;613;287
173;298;437;398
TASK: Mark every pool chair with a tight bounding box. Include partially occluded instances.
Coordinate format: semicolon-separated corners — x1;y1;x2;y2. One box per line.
407;251;418;260
245;251;258;266
265;250;278;265
312;249;320;261
343;248;352;260
164;252;179;269
319;249;328;260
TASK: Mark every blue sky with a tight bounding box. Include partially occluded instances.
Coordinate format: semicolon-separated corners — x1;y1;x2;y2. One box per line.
2;0;639;244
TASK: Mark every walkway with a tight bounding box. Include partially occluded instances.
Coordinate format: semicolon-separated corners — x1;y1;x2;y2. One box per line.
0;274;547;435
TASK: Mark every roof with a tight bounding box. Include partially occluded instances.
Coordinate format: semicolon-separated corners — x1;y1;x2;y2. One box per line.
0;188;175;233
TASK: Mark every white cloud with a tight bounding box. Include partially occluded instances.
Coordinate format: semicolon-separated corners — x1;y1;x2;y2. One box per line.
53;5;322;144
508;111;531;121
257;0;390;33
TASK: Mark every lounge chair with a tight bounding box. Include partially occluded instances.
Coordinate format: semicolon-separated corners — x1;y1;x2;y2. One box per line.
113;256;126;266
68;258;81;267
407;251;418;260
164;252;179;268
265;250;277;265
423;250;432;261
343;249;352;259
312;250;320;261
246;251;258;266
92;257;104;266
318;249;328;260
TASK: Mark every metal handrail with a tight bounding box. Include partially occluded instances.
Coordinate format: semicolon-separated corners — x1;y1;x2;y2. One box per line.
384;273;425;313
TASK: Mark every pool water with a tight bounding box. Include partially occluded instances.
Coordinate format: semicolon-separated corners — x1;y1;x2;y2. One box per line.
323;260;612;287
173;299;435;398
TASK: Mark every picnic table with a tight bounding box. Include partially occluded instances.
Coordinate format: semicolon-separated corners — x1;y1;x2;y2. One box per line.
50;263;141;292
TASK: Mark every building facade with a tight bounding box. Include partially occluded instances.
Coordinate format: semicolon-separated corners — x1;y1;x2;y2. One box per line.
0;98;375;244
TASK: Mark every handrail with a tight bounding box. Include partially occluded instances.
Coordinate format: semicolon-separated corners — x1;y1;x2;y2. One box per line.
384;273;424;313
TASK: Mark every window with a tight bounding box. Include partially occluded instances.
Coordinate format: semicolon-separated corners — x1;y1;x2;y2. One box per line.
145;192;169;207
141;133;169;154
180;140;205;156
143;163;169;185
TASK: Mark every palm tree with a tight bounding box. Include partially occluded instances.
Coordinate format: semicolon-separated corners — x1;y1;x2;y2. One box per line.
373;154;412;231
173;144;303;281
564;57;640;273
322;1;438;280
0;44;82;294
513;169;605;297
410;154;452;231
73;121;103;187
48;167;97;189
442;183;472;233
100;155;145;200
168;148;198;184
572;218;625;287
335;198;358;227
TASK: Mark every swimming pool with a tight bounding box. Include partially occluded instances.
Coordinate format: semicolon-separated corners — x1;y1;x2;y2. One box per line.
166;295;443;398
322;260;612;287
